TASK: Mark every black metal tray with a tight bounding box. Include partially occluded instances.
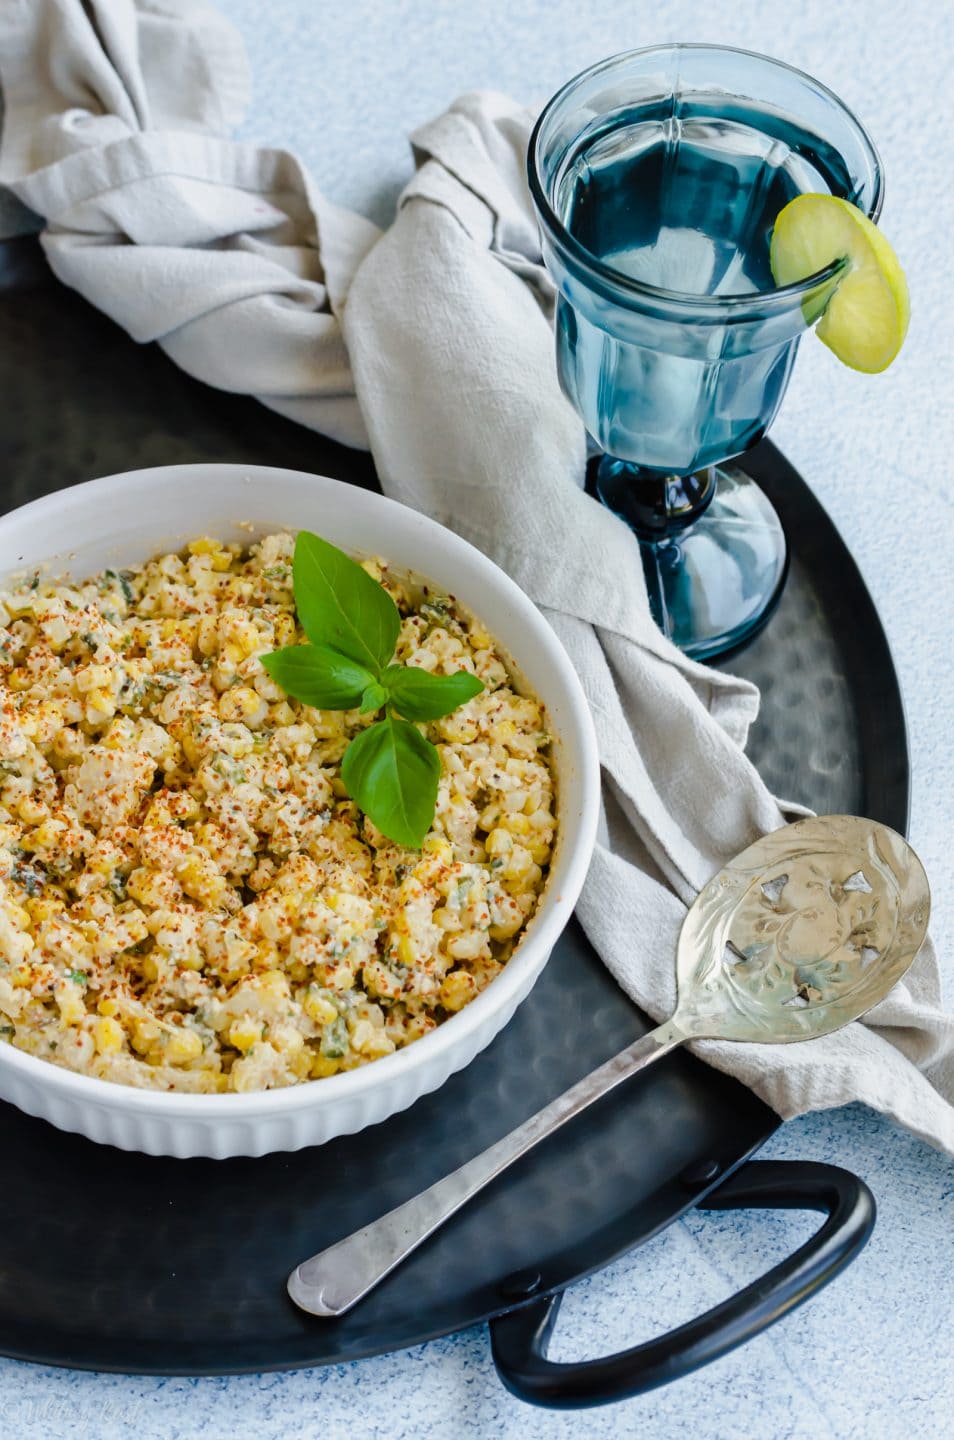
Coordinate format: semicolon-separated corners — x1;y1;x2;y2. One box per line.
0;238;904;1406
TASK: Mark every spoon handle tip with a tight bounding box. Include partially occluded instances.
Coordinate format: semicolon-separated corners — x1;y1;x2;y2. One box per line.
288;1020;684;1318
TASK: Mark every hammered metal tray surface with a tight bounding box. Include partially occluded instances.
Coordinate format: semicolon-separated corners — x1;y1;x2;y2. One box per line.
0;239;908;1373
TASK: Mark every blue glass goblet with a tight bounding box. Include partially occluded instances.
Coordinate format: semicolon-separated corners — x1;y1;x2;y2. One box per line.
529;44;883;659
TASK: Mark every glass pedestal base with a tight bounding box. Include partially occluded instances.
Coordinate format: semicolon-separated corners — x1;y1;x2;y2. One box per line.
596;462;789;662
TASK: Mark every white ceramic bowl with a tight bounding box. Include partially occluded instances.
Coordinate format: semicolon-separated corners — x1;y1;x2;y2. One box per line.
0;464;599;1157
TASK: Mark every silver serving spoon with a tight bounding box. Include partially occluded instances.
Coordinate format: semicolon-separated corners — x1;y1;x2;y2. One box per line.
288;814;930;1319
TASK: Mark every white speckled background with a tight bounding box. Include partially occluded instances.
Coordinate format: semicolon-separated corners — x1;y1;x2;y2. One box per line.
1;2;951;1435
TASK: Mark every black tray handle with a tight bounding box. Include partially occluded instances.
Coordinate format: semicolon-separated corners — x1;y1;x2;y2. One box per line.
489;1159;875;1409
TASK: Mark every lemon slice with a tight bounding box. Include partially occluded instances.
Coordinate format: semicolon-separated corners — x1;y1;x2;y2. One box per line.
770;195;910;373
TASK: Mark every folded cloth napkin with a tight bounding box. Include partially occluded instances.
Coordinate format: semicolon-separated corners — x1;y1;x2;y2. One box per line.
2;0;952;1152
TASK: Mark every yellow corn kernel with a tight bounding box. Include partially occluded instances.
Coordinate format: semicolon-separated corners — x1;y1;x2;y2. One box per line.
258;899;298;942
529;841;551;866
196;614;219;656
25;894;65;925
303;987;338;1026
500;843;532;878
210;550;233;572
395;933;417;966
75;663;112;694
47;728;81;767
54;982;87;1025
208;729;252;763
256;968;290;1002
84;689;116;724
41;614;71;650
173;791;201;824
7;669;32;692
289;1047;313;1080
126;867;181;909
217;686;266;725
139;953;161;982
439;970;477;1012
226;618;260;657
273;613;296;647
193;569;224;595
177;851;227;906
30;819;62;850
130;1017;160;1055
251;940;280;970
97;996;120;1017
3;593;35;619
348;1018;374;1053
270;1023;304;1055
17;795;49;826
439;714;478;743
503;813;531;836
164;1028;203;1064
228;1017;262;1052
485;827;513;857
421;836;453;862
31;700;68;747
93;1015;124;1055
187;537;219;556
310;1052;341;1079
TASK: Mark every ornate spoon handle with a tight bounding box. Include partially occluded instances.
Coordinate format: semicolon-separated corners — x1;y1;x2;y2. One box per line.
288;1021;684;1318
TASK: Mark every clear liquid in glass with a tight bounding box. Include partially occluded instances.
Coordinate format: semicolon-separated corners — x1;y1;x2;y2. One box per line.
555;97;855;473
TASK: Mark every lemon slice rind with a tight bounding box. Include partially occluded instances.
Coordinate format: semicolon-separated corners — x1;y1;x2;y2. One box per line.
770;195;910;374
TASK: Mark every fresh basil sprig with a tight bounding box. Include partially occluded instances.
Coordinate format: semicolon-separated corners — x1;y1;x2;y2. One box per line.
341;716;440;850
261;531;484;849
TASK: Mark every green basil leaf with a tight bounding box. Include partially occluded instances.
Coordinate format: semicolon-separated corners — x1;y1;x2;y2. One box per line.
261;644;375;709
359;681;388;714
383;665;484;721
341;716;440;849
293;531;400;672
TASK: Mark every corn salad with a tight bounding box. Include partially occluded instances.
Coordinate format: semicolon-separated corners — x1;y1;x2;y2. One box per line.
0;533;556;1092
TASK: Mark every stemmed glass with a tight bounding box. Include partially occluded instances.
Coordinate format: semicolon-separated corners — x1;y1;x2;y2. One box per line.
528;45;883;659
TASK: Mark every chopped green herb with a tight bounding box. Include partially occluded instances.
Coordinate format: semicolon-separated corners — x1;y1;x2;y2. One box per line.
104;568;135;605
320;1016;349;1060
11;860;44;896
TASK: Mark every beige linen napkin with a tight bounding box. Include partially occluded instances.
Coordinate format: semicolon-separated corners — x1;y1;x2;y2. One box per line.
2;0;952;1151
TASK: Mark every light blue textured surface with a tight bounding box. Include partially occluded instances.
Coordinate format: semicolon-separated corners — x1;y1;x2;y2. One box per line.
1;2;951;1436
